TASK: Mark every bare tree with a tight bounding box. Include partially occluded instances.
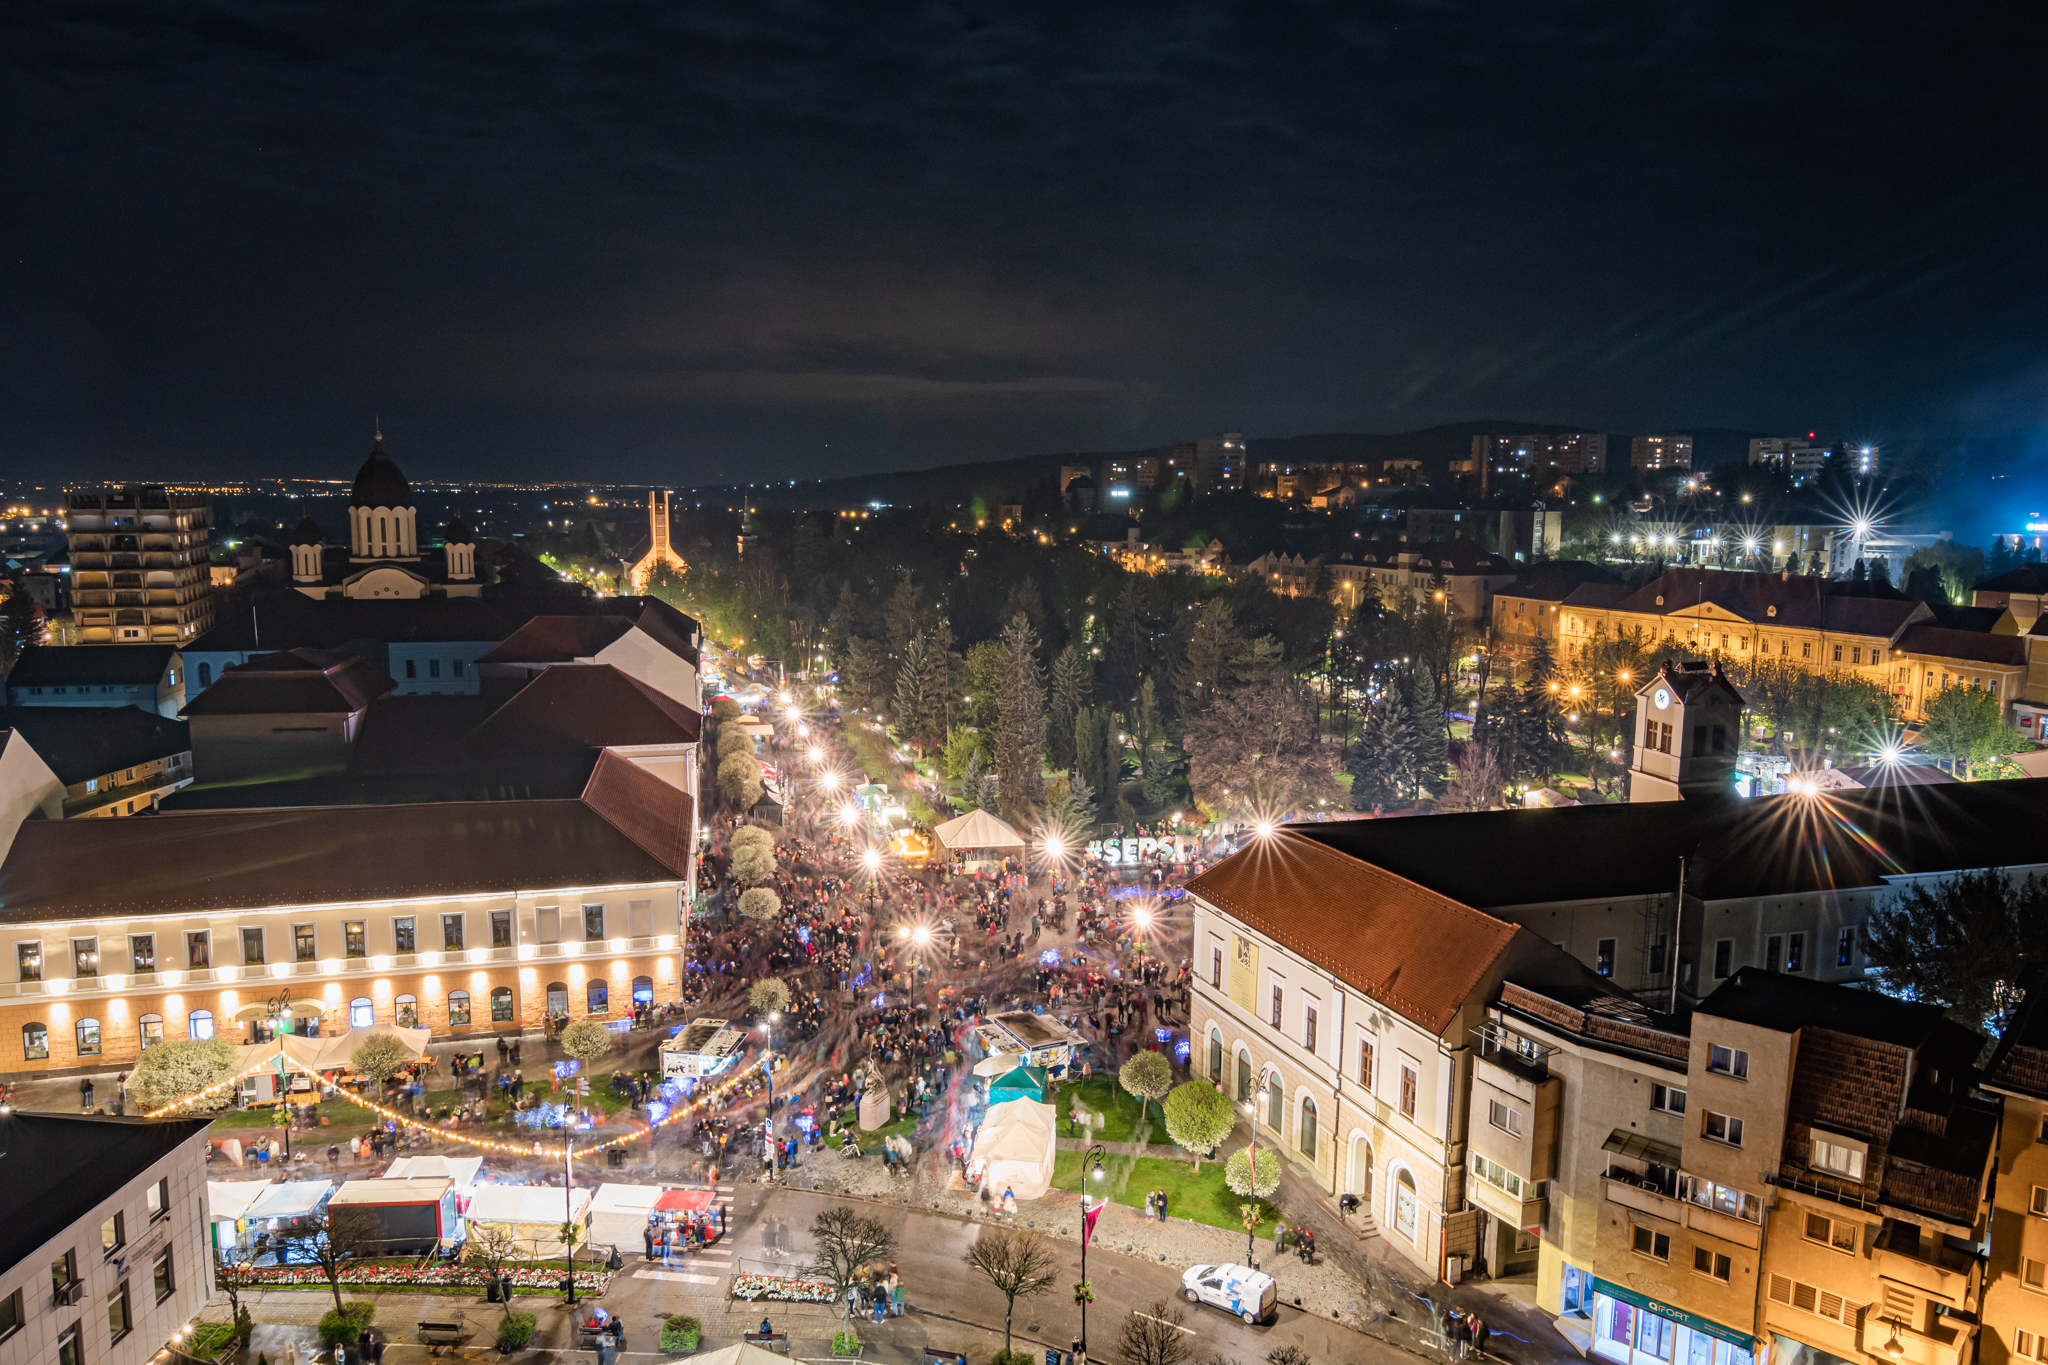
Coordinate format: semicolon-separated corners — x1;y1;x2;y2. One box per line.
465;1223;523;1323
287;1206;382;1313
804;1208;897;1332
963;1227;1061;1358
1118;1299;1193;1365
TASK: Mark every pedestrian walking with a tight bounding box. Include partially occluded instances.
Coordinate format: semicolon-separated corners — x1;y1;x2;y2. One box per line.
1274;1219;1288;1252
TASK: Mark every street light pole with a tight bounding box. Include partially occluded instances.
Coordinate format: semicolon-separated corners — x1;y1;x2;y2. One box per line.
1080;1144;1105;1365
564;1112;577;1306
1242;1101;1258;1267
759;1012;779;1179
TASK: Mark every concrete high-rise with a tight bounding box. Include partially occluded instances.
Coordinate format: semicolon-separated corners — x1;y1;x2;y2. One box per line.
64;486;216;645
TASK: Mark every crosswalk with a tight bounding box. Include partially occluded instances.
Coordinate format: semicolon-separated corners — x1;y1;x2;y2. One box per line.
625;1183;737;1287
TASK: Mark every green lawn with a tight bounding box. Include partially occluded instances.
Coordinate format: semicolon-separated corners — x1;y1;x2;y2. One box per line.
1060;1076;1160;1144
1050;1151;1276;1242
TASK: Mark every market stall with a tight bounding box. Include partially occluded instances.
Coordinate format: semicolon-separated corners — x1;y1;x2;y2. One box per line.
381;1155;483;1191
970;1097;1057;1200
329;1176;461;1255
973;1009;1088;1072
660;1019;749;1080
987;1065;1051;1105
463;1184;592;1259
233;1021;433;1105
211;1179;333;1262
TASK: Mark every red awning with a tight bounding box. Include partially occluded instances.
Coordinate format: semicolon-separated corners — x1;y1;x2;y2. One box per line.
654;1188;716;1212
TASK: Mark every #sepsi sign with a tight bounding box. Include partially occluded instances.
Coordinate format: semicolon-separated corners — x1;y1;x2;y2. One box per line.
1085;835;1179;867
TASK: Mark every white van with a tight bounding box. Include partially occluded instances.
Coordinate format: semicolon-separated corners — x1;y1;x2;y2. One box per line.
1181;1263;1278;1325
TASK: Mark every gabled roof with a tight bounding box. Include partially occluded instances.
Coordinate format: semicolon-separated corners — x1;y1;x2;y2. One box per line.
1987;967;2048;1101
0;706;189;785
1820;595;1929;639
7;644;177;688
0;775;692;922
182;648;394;716
1561;582;1631;610
480;616;636;665
1975;564;2048;595
191;589;533;651
1640;660;1741;707
1601;569;1926;640
1185;829;1523;1033
1282;777;2048;905
471;665;701;749
1893;624;2028;667
1495;560;1623;604
0;1113;213;1274
1696;968;1955;1047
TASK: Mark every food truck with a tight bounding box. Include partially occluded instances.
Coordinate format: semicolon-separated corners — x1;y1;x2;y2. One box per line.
659;1018;748;1080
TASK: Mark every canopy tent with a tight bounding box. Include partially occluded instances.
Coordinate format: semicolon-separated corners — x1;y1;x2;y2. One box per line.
382;1155;483;1189
685;1345;796;1365
971;1097;1058;1200
465;1185;592;1258
233;1020;433;1075
971;1053;1019;1079
654;1188;717;1213
932;809;1027;857
245;1180;334;1221
208;1181;268;1221
588;1183;665;1216
988;1065;1051;1104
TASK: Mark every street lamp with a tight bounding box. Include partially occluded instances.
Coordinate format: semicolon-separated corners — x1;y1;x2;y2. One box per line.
1241;1100;1259;1266
758;1011;780;1179
1080;1144;1107;1362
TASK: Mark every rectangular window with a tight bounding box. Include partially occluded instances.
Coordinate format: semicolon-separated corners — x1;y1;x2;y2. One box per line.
1303;1004;1317;1052
241;927;264;964
1703;1111;1744;1146
1787;932;1805;973
186;931;208;969
1596;938;1615;977
491;910;513;949
101;1212;125;1256
1832;644;1843;663
1837;925;1856;967
1813;1137;1866;1180
1651;1084;1686;1114
1649;933;1668;975
108;1282;132;1342
151;1247;173;1302
2026;1258;2048;1291
293;924;316;962
1766;934;1782;972
343;921;365;958
17;942;42;982
52;1249;78;1303
1488;1098;1523;1136
1211;947;1222;988
441;914;464;951
1707;1044;1749;1078
0;1287;21;1340
72;937;98;977
1805;1210;1859;1252
1693;1247;1732;1282
429;658;441;678
1270;984;1283;1028
2032;1186;2048;1216
1713;939;1732;978
1400;1063;1418;1119
129;935;155;972
453;658;465;677
537;907;559;943
1360;1040;1374;1089
2016;1329;2042;1361
392;917;415;953
1803;641;1812;659
146;1177;168;1221
58;1321;82;1365
1851;647;1862;665
584;904;606;941
404;658;417;679
1692;725;1707;757
1631;1225;1670;1261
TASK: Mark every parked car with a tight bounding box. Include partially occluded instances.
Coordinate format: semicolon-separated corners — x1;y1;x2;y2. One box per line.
1180;1263;1277;1325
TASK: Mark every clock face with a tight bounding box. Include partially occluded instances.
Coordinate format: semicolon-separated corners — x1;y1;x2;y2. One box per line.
1653;688;1671;710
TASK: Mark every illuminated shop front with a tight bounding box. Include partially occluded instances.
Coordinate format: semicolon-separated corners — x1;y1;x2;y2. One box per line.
1593;1279;1754;1365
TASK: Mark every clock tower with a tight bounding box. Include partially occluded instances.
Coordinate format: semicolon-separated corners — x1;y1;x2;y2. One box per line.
1627;661;1745;802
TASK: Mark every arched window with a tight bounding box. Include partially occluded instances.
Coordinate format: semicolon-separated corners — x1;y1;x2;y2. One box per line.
1394;1168;1419;1240
631;976;654;1006
22;1022;49;1061
189;1010;215;1041
490;986;514;1022
197;662;212;688
76;1018;102;1057
138;1014;165;1050
546;982;568;1016
1299;1097;1317;1160
349;997;374;1028
1236;1049;1252;1103
394;994;418;1028
587;979;608;1014
447;991;471;1026
1208;1030;1223;1083
1267;1073;1284;1133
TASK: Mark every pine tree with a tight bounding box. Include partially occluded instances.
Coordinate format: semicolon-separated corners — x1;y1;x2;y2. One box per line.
994;612;1046;824
1349;694;1420;810
891;632;943;751
1408;672;1449;793
1074;706;1115;818
1047;644;1091;771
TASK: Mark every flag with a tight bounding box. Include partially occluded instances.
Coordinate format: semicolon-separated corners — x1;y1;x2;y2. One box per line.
1082;1199;1103;1247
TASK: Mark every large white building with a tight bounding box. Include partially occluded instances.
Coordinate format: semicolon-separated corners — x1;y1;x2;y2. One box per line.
0;1113;215;1365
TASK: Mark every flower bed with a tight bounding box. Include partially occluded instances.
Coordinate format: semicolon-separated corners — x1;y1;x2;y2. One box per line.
730;1272;836;1304
240;1263;614;1294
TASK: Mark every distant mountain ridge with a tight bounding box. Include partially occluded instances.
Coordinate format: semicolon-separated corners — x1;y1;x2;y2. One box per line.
685;421;1768;509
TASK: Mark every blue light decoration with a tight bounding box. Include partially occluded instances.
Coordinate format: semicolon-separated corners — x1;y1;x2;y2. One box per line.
1038;949;1062;967
1154;1027;1173;1044
793;1111;817;1132
796;926;812;946
553;1060;582;1080
1173;1037;1192;1066
515;1101;594;1131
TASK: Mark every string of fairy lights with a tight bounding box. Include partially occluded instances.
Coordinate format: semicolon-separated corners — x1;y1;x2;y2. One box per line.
146;1047;779;1161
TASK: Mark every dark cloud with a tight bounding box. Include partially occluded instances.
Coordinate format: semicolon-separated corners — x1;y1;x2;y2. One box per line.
2;1;2045;482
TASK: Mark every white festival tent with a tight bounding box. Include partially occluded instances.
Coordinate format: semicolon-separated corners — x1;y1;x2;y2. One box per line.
932;809;1027;857
970;1097;1058;1200
382;1155;484;1190
232;1020;433;1075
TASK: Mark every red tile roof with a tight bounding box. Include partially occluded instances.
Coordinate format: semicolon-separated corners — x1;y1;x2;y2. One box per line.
479;616;636;664
1893;624;2028;667
1185;829;1522;1033
472;665;701;748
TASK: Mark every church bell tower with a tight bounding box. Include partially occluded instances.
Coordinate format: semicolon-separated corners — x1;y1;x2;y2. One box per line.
1627;662;1745;803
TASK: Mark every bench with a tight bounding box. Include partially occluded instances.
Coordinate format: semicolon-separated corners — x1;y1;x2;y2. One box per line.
743;1333;790;1354
414;1321;466;1347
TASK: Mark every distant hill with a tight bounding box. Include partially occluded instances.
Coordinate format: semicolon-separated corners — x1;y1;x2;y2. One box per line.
686;420;1772;509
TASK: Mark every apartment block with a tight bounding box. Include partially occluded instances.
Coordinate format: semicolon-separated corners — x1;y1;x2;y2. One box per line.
65;487;216;645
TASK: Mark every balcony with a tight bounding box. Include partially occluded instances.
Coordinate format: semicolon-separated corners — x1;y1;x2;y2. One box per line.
1873;1223;1981;1297
1604;1171;1683;1221
1860;1313;1964;1365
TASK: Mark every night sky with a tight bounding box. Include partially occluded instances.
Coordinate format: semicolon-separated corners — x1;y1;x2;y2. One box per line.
4;3;2047;486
